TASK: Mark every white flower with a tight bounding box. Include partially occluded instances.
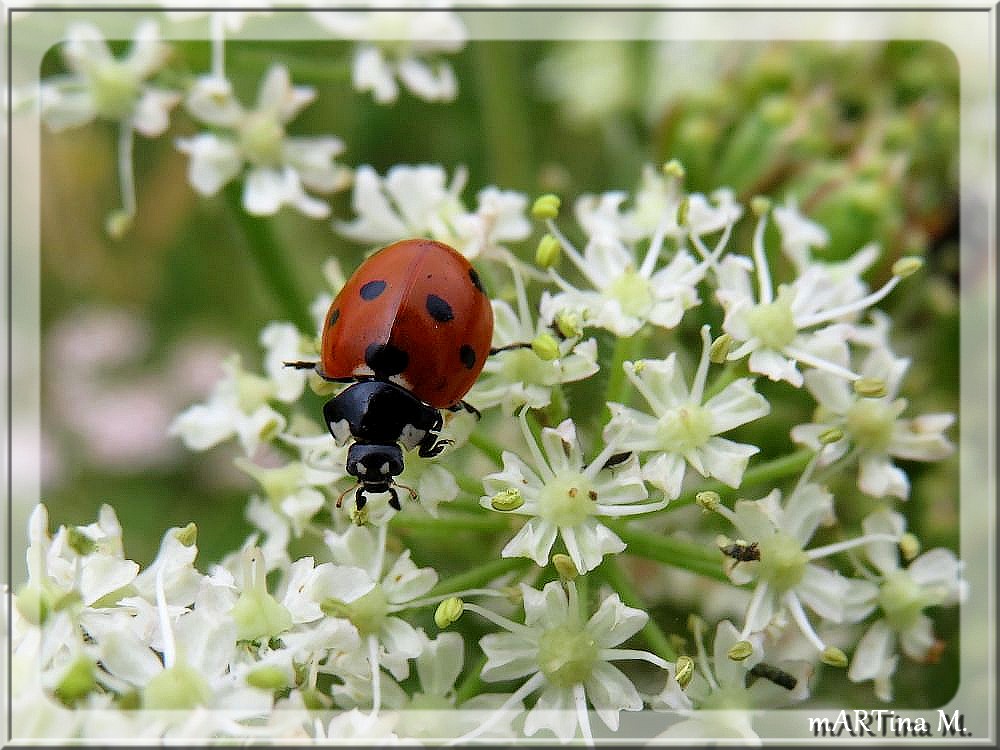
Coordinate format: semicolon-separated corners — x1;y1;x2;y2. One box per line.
312;10;466;103
470;270;599;414
168;354;286;456
712;471;900;656
772;196;830;271
605;325;770;499
40;21;179;136
481;412;666;573
848;510;966;701
319;525;437;710
177;65;349;218
539;175;737;337
458;580;665;743
649;620;811;741
715;208;909;387
335;164;530;261
791;340;955;499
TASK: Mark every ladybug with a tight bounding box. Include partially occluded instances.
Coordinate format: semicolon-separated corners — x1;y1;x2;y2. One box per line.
288;239;505;512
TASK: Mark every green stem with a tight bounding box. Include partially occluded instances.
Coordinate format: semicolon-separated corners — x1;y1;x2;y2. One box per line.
224;183;313;332
455;653;488;704
604;332;642;410
428;558;532;599
603;520;727;583
670;449;814;511
454;473;485;499
599;557;678;661
468;432;505;467
702;360;742;401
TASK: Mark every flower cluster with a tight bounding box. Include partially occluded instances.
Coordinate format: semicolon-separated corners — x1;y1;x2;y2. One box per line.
28;16;963;744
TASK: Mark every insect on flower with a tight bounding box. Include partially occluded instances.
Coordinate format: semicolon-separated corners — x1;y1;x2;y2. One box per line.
287;239;524;511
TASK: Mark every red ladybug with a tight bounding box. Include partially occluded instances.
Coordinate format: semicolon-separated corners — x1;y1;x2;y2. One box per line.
289;239;495;511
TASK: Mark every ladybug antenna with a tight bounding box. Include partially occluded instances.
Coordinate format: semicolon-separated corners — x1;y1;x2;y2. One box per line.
394;480;419;501
336;482;360;508
283;359;319;370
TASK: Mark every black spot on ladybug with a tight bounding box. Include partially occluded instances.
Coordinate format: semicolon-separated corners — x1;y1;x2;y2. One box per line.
459;344;476;370
365;342;409;376
327;308;340;327
360;280;387;300
469;268;485;293
426;294;454;322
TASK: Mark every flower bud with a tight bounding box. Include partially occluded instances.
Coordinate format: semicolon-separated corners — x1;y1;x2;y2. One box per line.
662;159;686;179
751;195;772;217
820;646;849;668
554;310;583;339
709;333;733;364
66;528;97;556
892;256;923;278
552;553;579;581
853;378;887;398
246;665;289;691
490;488;525;512
531;333;561;361
674;655;695;688
105;209;133;240
350;504;369;526
727;640;755;661
695;491;721;512
535;234;562;269
435;597;464;628
676;197;690;228
55;656;97;706
818;427;845;444
143;662;213;710
531;194;561;220
899;532;921;562
174;522;198;547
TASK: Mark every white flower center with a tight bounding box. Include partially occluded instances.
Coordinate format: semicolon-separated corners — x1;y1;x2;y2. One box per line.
757;532;808;592
657;403;713;453
606;267;653;318
845;399;897;452
745;287;797;350
239;112;286;166
538;472;596;527
537;624;598;687
90;61;141;120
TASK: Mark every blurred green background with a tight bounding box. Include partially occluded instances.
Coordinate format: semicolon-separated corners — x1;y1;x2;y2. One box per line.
38;36;960;707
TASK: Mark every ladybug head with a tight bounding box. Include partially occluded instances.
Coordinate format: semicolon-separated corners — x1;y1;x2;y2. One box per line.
344;442;408;510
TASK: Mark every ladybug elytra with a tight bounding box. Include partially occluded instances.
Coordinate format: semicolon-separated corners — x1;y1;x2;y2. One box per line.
289;239;497;511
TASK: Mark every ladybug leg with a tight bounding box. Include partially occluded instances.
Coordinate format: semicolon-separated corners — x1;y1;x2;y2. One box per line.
417;432;454;458
447;400;482;420
355;487;368;510
283;360;319;370
387;488;401;511
489;343;532;356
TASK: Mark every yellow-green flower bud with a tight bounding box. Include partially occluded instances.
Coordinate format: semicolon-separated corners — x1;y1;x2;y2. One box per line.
350;504;370;526
435;597;464;629
174;522;198;547
696;491;721;512
301;688;332;710
676;196;690;228
490;488;524;512
105;209;133;240
532;194;561;220
709;333;733;364
531;333;561;362
727;640;755;661
246;665;289;691
552;554;579;581
15;585;51;626
899;532;921;562
143;662;213;710
892;256;923;278
853;378;888;398
821;646;849;668
535;234;562;269
554;310;583;339
662;159;686;179
818;427;845;444
674;655;695;688
751;196;772;217
55;656;97;706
